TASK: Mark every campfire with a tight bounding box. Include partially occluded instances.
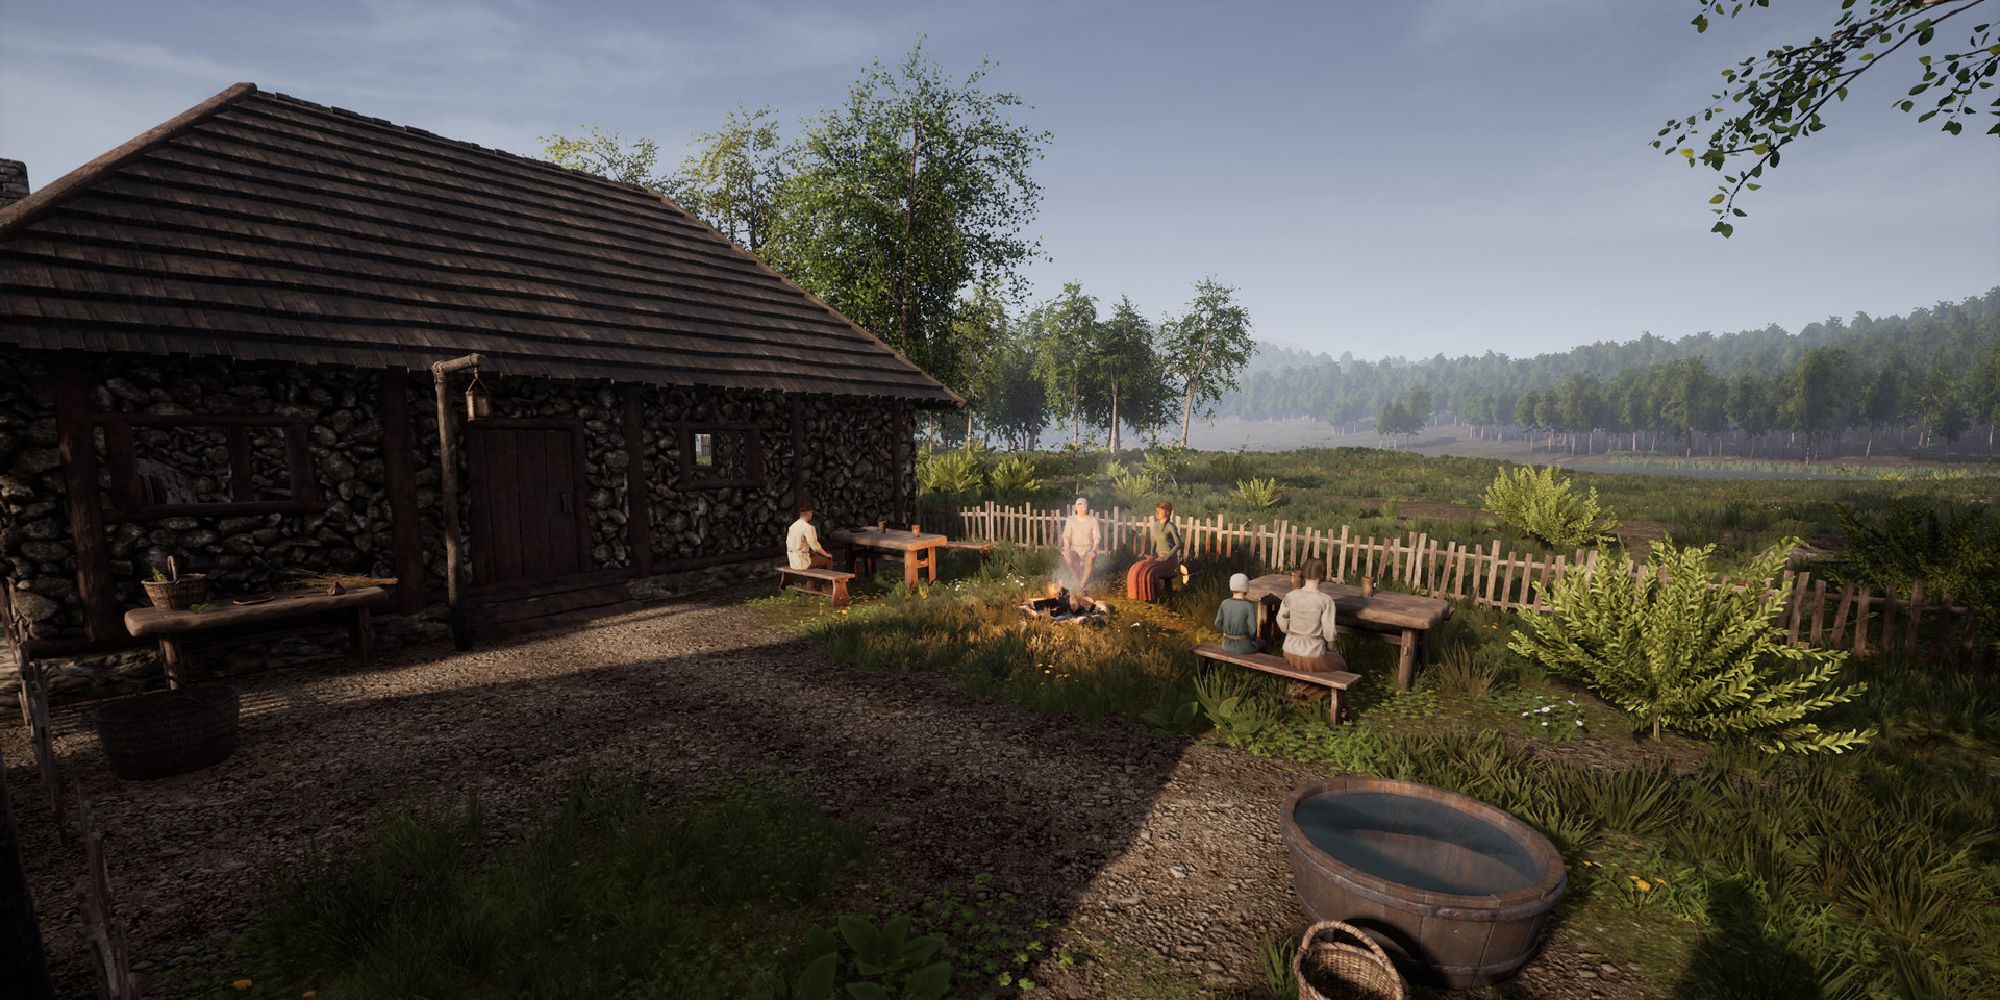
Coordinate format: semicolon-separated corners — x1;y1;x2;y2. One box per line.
1019;582;1111;626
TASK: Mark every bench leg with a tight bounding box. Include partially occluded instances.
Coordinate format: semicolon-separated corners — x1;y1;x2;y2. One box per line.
159;638;185;690
1328;687;1344;727
353;607;375;669
830;578;851;607
1396;630;1419;691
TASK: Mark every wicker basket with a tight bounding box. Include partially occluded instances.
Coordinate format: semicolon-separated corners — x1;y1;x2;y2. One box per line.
141;573;208;610
1294;921;1406;1000
91;684;240;780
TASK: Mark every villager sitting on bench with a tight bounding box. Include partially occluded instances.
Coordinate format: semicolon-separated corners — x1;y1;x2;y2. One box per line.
786;501;834;570
1125;500;1186;602
1214;573;1262;655
1277;558;1340;674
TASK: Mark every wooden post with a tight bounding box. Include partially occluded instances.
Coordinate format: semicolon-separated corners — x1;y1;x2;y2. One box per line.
1786;571;1809;646
1829;582;1855;650
378;370;427;614
1853;586;1872;657
891;399;908;527
52;361;120;642
1483;540;1502;608
430;354;483;651
1905;579;1924;654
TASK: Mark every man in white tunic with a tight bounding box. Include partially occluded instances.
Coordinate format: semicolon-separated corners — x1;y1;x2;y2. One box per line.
786;502;834;570
1058;497;1101;591
1276;558;1341;673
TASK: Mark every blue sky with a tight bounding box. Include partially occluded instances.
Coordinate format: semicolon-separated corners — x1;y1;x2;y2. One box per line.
3;0;1995;359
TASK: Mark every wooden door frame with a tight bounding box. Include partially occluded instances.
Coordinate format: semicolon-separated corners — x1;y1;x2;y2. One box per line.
464;417;593;586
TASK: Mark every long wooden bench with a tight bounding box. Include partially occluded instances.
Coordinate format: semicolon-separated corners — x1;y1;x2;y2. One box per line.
1193;643;1361;726
124;586;391;689
776;565;855;606
945;540;996;555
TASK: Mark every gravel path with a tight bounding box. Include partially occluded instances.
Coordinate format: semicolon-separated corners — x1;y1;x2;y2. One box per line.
5;590;1644;999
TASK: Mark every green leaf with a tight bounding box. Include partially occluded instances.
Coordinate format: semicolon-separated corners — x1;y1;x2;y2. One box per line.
1693;13;1709;32
844;984;892;1000
1943;120;1963;135
796;953;839;1000
904;962;955;1000
1708;193;1726;204
839;916;882;967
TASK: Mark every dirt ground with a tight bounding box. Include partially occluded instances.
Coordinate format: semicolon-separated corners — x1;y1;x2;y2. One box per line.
6;589;1646;999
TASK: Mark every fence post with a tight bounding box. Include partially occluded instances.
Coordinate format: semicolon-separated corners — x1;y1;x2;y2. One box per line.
1483;540;1501;607
1854;586;1873;656
1905;579;1924;654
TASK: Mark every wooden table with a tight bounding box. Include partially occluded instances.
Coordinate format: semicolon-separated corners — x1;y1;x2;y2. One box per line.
829;527;947;591
1244;574;1452;691
123;586;392;689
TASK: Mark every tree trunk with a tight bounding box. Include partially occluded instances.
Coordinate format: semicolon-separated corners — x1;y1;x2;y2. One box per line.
1179;382;1196;448
896;121;920;358
1108;378;1121;452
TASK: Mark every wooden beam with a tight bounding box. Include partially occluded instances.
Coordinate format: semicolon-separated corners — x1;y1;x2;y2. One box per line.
621;385;653;576
892;398;909;525
377;369;427;614
53;360;120;642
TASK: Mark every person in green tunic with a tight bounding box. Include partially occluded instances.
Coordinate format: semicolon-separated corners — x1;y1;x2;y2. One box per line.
1125;501;1185;601
1214;572;1261;654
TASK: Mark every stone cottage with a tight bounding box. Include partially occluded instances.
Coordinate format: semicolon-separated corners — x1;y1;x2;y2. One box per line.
0;83;959;696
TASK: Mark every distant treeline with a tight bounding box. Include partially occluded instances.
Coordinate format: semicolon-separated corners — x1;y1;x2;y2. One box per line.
1217;288;2000;460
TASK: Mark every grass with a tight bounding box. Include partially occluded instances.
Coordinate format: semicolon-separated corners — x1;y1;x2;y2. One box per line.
201;774;872;1000
925;445;2000;565
764;537;2000;999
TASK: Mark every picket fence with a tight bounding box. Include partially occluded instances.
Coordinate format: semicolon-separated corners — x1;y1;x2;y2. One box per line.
934;501;1990;662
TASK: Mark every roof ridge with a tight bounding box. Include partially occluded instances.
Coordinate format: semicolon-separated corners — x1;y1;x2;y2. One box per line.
0;82;257;236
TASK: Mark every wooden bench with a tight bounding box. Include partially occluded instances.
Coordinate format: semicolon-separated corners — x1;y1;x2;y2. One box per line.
1193;643;1361;726
124;586;391;689
945;540;996;556
776;565;855;606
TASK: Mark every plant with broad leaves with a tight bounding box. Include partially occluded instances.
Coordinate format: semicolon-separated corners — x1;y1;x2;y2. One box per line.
1481;465;1619;549
1658;0;1996;236
1509;536;1874;754
1233;477;1283;509
770;916;953;1000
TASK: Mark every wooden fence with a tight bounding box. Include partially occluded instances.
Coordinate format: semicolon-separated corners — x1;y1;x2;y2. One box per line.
939;501;1989;662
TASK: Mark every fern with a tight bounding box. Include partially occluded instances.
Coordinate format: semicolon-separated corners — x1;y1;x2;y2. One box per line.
986;455;1043;501
1508;536;1873;755
915;449;984;499
1233;477;1282;510
1103;460;1157;505
1482;465;1619;548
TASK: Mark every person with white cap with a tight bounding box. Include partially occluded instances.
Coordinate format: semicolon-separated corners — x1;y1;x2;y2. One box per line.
1058;496;1101;590
1214;572;1261;654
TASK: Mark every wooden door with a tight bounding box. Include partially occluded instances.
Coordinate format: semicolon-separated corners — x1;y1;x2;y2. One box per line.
466;422;591;585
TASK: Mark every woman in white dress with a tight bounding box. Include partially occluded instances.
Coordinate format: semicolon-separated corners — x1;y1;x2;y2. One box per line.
1057;497;1101;591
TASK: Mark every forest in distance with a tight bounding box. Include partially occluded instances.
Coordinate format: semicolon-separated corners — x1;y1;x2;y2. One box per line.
1196;287;2000;464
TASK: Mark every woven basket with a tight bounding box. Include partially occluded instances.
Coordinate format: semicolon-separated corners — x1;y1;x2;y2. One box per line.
91;684;240;780
1294;921;1406;1000
141;573;208;610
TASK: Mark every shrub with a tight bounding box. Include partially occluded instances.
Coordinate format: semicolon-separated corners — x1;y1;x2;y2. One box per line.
1233;477;1283;509
1203;451;1256;485
1103;460;1158;505
1509;536;1873;754
986;455;1043;501
1481;465;1619;549
916;448;984;499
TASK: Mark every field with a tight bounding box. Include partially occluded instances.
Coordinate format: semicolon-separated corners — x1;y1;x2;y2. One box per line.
930;443;2000;572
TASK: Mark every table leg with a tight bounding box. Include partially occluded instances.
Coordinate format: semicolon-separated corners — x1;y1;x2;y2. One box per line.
903;553;920;591
352;607;375;669
1396;629;1418;691
158;638;184;690
922;546;939;582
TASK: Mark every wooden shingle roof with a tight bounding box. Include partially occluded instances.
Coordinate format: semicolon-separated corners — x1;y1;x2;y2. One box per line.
0;83;960;405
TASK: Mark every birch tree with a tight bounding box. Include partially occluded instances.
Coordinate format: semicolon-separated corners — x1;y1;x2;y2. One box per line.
1160;279;1255;447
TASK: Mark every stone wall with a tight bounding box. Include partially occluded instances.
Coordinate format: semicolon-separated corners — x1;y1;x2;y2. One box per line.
0;352;79;637
1;348;923;699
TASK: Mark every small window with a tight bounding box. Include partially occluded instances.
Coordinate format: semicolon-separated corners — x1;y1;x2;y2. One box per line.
103;414;322;519
676;423;765;490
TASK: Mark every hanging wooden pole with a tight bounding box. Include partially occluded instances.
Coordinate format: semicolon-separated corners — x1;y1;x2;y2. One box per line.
432;354;485;651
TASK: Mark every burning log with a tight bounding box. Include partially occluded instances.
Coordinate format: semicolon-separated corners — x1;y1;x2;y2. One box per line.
1020;585;1111;625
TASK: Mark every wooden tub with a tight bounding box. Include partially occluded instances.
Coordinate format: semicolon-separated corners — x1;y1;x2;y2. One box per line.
1282;776;1566;988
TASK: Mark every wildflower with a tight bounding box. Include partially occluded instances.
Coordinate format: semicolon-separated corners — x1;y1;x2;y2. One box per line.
1520;710;1531;717
1634;877;1653;892
1580;860;1594;866
233;981;253;992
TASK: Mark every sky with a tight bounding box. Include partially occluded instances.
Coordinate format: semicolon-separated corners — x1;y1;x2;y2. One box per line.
3;0;1996;361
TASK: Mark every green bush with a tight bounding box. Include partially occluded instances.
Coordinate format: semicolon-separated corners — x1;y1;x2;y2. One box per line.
1233;477;1283;509
1481;465;1619;548
1509;537;1873;754
986;455;1043;501
916;448;985;499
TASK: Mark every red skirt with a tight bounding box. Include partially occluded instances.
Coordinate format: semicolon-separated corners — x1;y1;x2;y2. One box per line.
1125;557;1178;601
